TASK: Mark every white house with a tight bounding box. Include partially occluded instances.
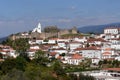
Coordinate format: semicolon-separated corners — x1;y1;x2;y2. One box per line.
115;56;120;61
67;53;83;65
74;37;87;43
48;39;56;44
87;38;106;46
74;47;102;59
51;47;67;54
101;47;115;59
27;49;36;60
104;27;119;34
69;41;83;50
30;45;40;50
0;46;18;58
91;58;100;65
36;39;43;44
57;38;70;42
110;38;120;49
8;49;18;58
57;41;66;48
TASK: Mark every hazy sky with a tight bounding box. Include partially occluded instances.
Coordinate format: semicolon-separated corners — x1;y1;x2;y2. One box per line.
0;0;120;37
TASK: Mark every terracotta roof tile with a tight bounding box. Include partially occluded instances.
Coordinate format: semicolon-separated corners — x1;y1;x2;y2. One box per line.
71;53;82;59
103;52;111;55
103;68;120;71
74;47;100;51
50;52;57;56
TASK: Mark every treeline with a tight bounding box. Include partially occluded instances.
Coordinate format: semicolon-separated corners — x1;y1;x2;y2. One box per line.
0;50;95;80
0;50;67;80
44;26;60;33
98;59;120;68
2;38;30;53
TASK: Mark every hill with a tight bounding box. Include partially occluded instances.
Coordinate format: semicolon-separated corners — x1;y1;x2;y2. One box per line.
78;23;120;34
0;36;8;43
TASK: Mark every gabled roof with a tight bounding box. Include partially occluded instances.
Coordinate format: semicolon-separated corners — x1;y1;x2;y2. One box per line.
69;41;81;44
103;68;120;72
105;48;112;51
27;49;40;52
102;52;111;55
71;53;82;59
111;38;120;40
52;47;66;50
49;52;57;56
87;38;106;42
49;38;58;40
74;47;100;51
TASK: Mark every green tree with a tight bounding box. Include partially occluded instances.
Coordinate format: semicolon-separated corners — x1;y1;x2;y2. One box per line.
0;58;16;74
15;56;27;71
44;26;60;33
69;74;78;80
1;69;25;80
24;64;41;80
32;50;49;66
53;61;65;75
34;50;44;59
2;38;30;53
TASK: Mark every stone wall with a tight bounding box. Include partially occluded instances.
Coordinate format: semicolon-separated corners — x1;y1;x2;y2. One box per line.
9;28;78;40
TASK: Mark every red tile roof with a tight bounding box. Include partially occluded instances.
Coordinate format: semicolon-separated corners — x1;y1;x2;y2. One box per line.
103;68;120;71
105;48;111;51
69;41;81;44
103;52;111;55
74;47;100;51
71;53;82;59
87;38;106;42
52;47;66;50
50;52;57;56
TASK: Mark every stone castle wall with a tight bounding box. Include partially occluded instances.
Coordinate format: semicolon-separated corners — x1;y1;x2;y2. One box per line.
9;28;78;40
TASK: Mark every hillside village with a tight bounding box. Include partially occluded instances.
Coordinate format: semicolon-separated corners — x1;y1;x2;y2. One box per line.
1;23;119;63
0;23;120;79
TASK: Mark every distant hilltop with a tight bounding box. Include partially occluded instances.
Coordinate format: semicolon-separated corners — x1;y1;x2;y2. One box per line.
78;22;120;34
9;23;78;40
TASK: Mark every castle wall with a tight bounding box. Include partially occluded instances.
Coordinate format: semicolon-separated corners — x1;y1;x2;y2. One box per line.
9;28;78;40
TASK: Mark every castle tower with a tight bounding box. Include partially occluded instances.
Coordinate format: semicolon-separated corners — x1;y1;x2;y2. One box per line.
32;22;42;33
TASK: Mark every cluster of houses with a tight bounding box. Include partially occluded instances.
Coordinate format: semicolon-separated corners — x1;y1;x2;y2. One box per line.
0;26;120;66
0;45;18;60
26;27;120;65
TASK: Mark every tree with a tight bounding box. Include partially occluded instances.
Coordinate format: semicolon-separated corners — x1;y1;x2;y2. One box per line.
98;60;103;68
112;60;120;67
60;53;65;57
15;56;27;71
1;69;25;80
44;26;60;33
2;38;30;53
34;50;45;59
53;61;65;75
0;58;16;74
69;74;78;80
32;50;49;66
24;64;41;80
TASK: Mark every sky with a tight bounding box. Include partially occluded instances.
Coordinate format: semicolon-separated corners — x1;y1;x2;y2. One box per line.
0;0;120;37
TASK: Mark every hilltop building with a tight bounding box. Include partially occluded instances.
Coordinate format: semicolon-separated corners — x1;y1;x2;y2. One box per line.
104;27;120;34
32;23;42;33
9;22;78;40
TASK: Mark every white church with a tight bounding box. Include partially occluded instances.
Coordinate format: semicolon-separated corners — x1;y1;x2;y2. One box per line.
32;23;42;33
